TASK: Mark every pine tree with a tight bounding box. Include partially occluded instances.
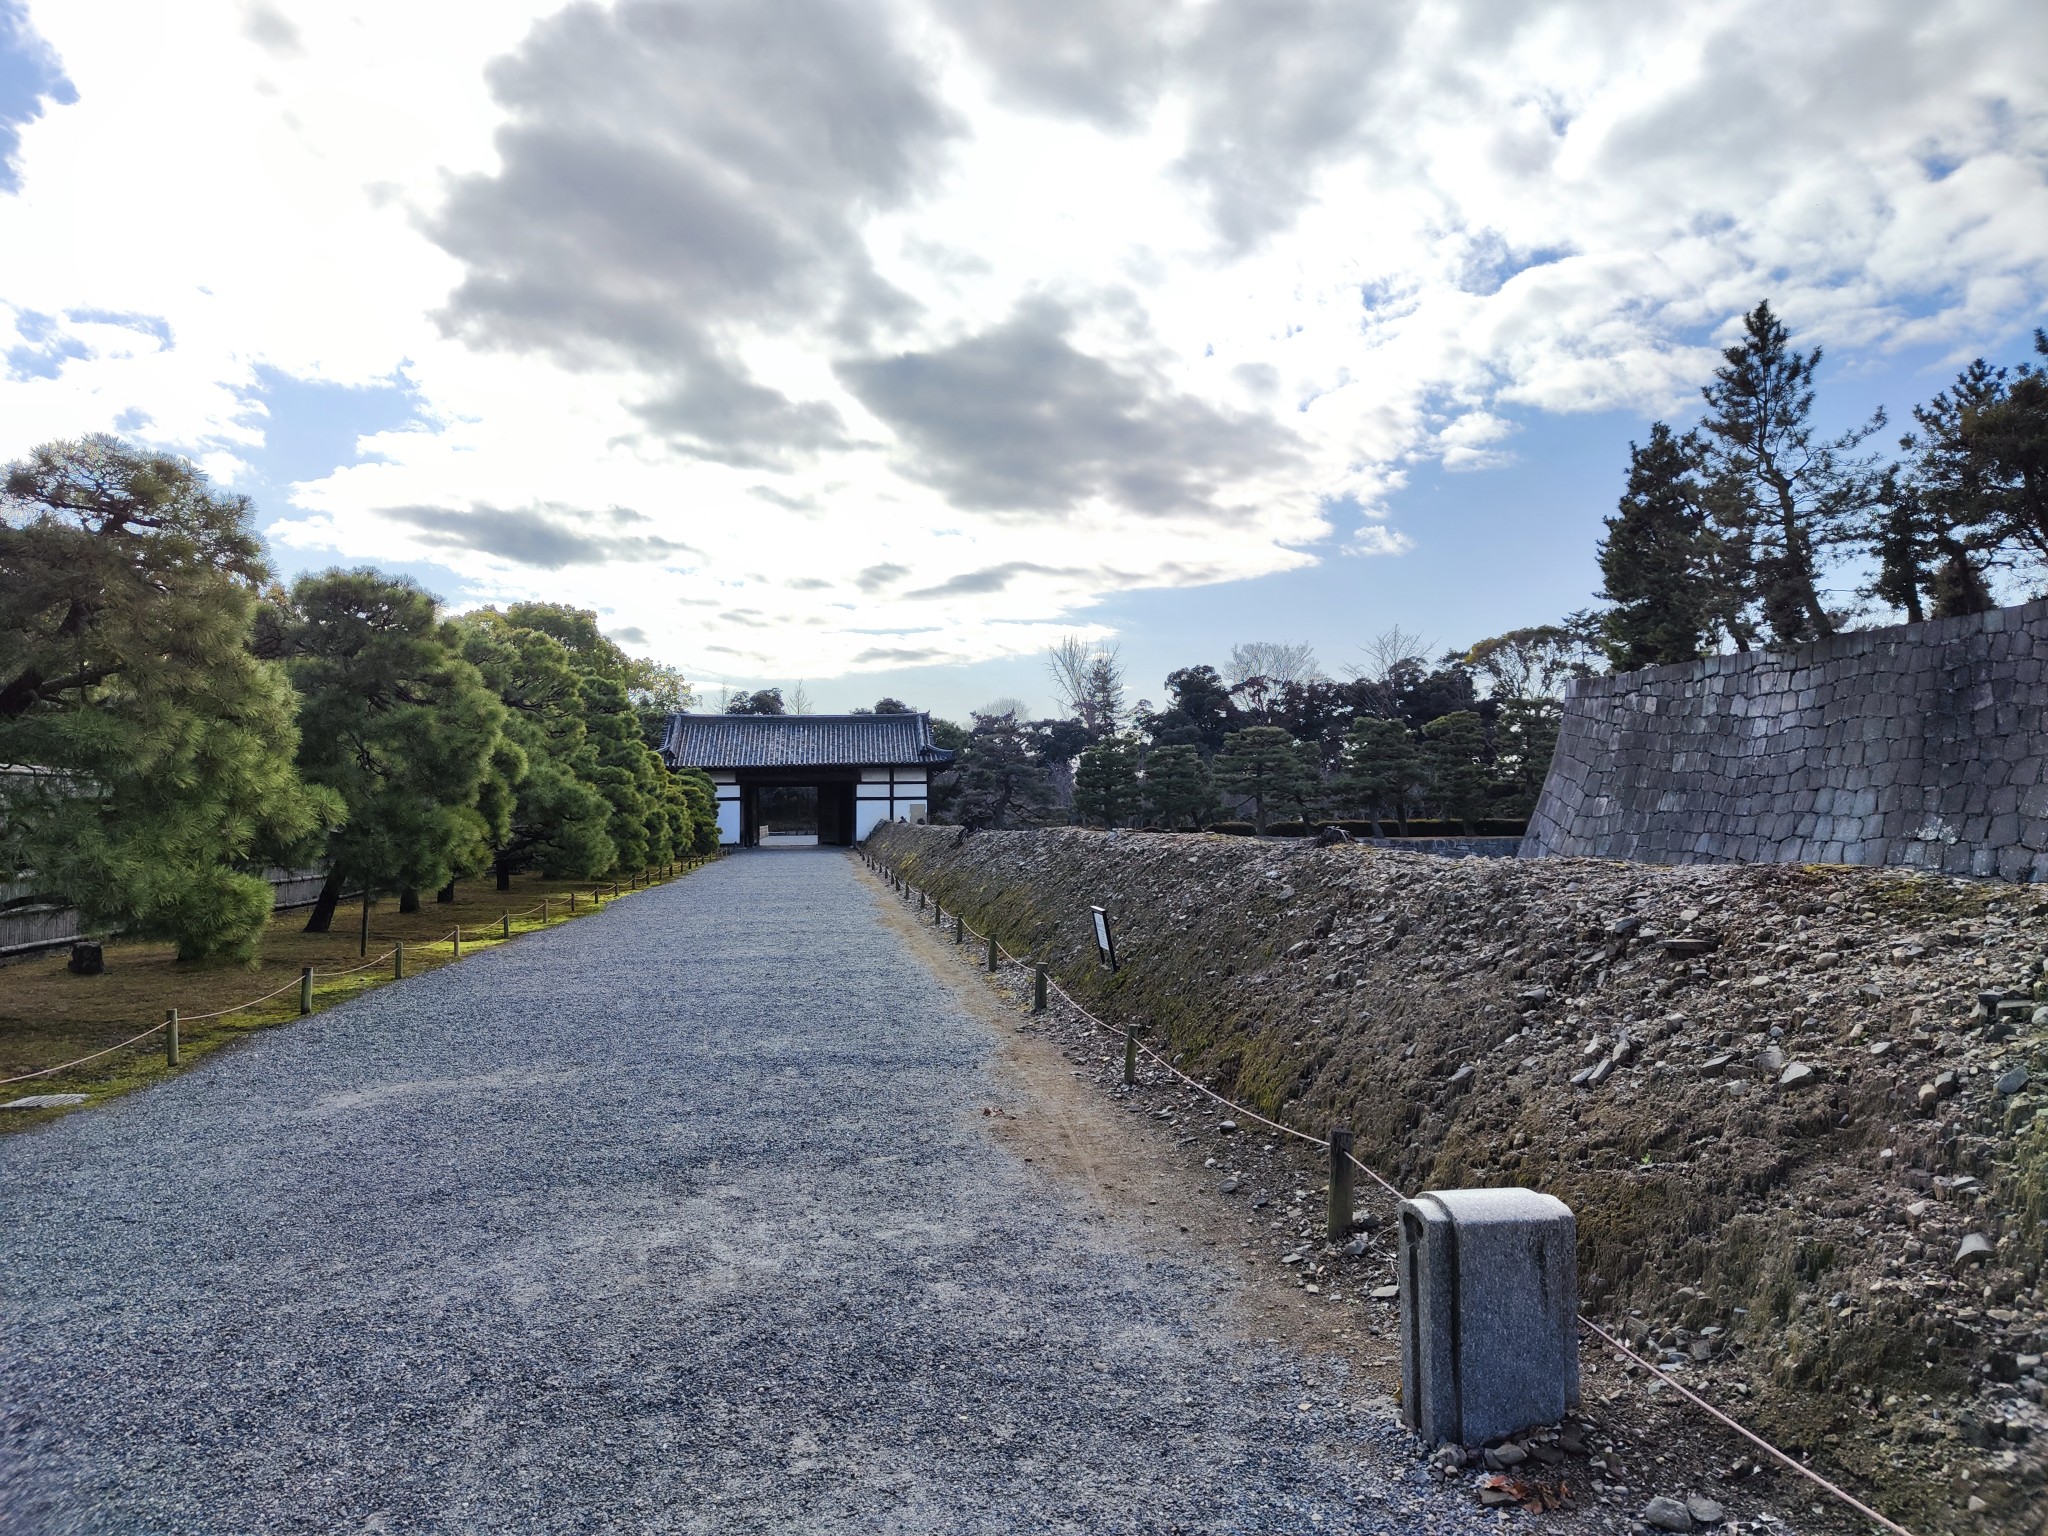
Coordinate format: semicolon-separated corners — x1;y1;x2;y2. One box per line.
1697;301;1885;645
1596;423;1729;668
671;767;721;854
454;611;615;887
1974;329;2048;563
1142;744;1216;829
1420;711;1490;829
1073;735;1141;827
955;712;1052;829
1213;725;1309;835
581;674;664;873
276;570;507;932
1336;717;1421;832
0;437;335;961
1490;697;1562;815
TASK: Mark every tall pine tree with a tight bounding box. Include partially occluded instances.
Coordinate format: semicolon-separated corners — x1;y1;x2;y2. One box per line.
1;437;336;961
1697;301;1885;645
275;570;507;933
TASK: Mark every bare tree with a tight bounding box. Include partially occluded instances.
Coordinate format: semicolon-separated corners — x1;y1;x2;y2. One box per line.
1045;635;1124;738
1344;625;1429;718
1224;641;1323;689
976;696;1031;721
787;679;814;714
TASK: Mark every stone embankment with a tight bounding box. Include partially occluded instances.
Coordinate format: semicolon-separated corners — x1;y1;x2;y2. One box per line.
870;822;2048;1534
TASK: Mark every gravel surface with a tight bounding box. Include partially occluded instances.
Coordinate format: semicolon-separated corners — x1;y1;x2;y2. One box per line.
2;851;1500;1535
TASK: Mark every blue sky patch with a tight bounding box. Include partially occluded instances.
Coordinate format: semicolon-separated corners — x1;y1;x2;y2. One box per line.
0;2;74;195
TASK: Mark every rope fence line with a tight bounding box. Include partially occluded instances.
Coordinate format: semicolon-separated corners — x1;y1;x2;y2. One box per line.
4;860;718;1095
177;973;309;1022
313;947;402;979
0;1020;172;1086
866;849;1919;1536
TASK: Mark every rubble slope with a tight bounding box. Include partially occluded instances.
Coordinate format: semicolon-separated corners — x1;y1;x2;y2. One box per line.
869;823;2048;1534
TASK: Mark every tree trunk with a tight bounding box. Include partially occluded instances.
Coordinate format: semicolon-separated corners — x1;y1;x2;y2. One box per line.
304;868;344;934
399;887;420;914
437;881;456;904
496;860;511;892
1253;796;1268;836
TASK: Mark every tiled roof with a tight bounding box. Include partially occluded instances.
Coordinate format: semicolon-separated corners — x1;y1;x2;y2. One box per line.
658;712;955;770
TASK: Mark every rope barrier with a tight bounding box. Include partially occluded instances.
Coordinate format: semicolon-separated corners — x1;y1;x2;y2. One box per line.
312;948;400;979
0;1019;168;1085
1;876;644;1092
873;854;1921;1536
178;973;308;1022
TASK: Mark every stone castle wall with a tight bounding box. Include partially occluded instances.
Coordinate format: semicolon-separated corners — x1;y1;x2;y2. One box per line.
1521;597;2048;881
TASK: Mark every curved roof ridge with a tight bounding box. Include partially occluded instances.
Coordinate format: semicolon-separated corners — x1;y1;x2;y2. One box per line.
658;711;955;770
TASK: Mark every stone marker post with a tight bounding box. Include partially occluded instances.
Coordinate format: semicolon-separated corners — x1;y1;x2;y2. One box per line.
1398;1188;1578;1447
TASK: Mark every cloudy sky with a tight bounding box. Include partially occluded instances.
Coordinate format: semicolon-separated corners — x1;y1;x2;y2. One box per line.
3;1;2045;716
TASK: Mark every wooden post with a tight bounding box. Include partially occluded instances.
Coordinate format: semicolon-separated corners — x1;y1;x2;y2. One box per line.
453;927;461;959
613;879;620;898
987;933;999;972
542;898;550;924
954;913;964;945
1123;1021;1137;1086
502;913;511;940
299;966;313;1015
359;885;370;957
918;890;925;911
1327;1128;1355;1242
1033;966;1047;1015
570;892;577;912
393;942;404;980
165;1008;179;1067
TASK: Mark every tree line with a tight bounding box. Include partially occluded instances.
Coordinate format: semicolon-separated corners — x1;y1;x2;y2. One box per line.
900;304;2048;837
1598;303;2048;666
885;630;1587;836
0;437;718;965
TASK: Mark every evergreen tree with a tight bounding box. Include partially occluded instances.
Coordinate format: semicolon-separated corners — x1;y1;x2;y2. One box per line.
954;711;1052;829
1142;665;1236;754
1490;697;1562;815
671;767;721;854
1142;744;1217;829
454;611;615;888
1336;717;1422;832
1421;711;1490;829
1;437;336;960
1212;725;1309;834
276;570;507;932
725;687;786;715
581;674;666;872
1964;330;2048;570
1072;735;1141;827
1869;360;2010;621
1697;301;1885;645
1595;424;1730;667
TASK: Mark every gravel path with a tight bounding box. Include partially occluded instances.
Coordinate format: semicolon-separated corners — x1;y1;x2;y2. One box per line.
1;851;1496;1535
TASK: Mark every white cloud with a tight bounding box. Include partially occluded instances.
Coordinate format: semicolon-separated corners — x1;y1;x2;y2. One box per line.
1;0;2044;681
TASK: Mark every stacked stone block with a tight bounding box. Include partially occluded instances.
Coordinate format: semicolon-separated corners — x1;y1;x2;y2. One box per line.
1521;597;2048;882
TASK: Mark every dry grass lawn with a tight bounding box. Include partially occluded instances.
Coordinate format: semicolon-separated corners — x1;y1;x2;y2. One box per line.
0;861;715;1131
